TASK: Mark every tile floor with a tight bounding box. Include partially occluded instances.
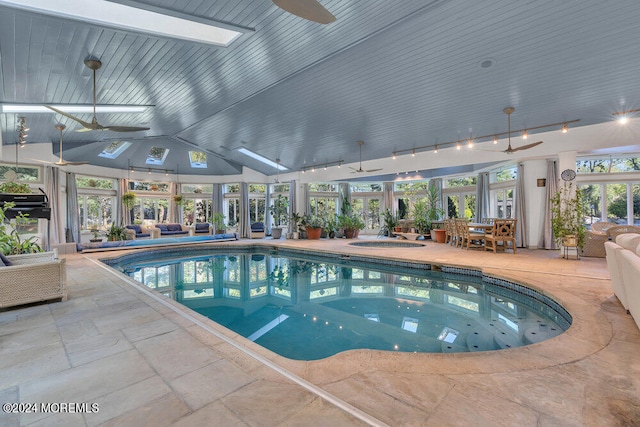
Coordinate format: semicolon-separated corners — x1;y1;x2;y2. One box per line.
1;236;639;426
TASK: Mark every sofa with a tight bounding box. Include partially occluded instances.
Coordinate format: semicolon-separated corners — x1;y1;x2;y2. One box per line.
0;251;67;308
604;233;640;331
125;224;157;239
192;222;213;235
155;223;192;237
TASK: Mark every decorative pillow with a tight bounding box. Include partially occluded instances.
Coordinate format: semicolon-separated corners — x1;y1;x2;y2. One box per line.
155;224;168;231
195;223;209;231
167;223;182;231
0;252;12;266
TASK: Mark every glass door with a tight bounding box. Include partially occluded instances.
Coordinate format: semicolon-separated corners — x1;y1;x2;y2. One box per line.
351;197;382;234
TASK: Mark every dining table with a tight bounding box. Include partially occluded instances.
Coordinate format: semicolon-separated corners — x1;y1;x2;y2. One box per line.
466;222;494;232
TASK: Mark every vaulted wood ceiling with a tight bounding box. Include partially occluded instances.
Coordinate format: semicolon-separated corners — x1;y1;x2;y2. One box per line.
1;1;639;176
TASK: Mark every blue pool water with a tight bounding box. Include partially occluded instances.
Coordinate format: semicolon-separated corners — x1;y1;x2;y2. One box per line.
105;247;571;360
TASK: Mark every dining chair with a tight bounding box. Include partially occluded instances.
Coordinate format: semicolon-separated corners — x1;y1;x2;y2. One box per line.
484;219;517;253
454;219;467;248
443;219;453;244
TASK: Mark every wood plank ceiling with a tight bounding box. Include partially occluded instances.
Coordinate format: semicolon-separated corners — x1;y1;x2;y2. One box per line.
1;0;639;176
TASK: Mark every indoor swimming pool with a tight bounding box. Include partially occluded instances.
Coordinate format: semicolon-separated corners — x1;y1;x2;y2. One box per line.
105;246;571;360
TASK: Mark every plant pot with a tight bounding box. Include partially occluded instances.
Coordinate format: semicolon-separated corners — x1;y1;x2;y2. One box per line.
344;229;356;239
432;228;447;243
292;232;299;239
272;227;283;239
306;227;322;240
329;231;336;239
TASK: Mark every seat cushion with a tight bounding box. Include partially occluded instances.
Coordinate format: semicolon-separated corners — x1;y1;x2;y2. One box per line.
251;222;265;232
166;223;182;232
195;223;210;231
155;224;168;232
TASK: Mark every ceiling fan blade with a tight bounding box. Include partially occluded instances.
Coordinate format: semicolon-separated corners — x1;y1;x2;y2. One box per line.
103;125;150;132
508;141;543;152
365;168;383;173
272;0;336;24
45;106;95;130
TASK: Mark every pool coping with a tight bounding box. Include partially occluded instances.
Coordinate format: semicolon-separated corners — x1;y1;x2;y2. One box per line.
92;240;612;386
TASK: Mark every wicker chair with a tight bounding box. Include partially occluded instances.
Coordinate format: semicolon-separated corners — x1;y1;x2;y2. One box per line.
608;225;640;242
581;221;617;258
0;251;67;309
484;219;517;253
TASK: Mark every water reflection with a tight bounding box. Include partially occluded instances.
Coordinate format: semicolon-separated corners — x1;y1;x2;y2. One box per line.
115;251;568;360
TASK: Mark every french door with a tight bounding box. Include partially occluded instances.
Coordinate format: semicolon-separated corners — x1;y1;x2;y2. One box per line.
351;196;382;234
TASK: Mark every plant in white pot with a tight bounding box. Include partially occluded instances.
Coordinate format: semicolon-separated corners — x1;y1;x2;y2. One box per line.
269;194;288;239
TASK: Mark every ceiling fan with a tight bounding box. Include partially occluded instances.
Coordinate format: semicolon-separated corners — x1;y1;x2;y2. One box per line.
499;107;543;154
350;140;382;174
46;59;150;133
34;124;88;166
272;0;336;24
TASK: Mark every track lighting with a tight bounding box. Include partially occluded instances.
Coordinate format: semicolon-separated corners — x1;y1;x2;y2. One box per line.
299;159;344;173
389;114;580;158
411;149;415;157
392;152;396;159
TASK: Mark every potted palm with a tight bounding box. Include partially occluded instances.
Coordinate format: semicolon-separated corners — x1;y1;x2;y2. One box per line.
105;223;127;241
269;194;288;239
378;208;398;237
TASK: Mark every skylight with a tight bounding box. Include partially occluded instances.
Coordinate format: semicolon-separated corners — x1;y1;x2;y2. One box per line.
237;148;288;170
189;151;208;168
99;141;132;159
146;147;169;165
0;0;244;47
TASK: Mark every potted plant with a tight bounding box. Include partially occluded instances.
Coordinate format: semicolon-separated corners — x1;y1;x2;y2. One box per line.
551;182;586;254
338;214;364;238
325;214;338;238
211;212;226;234
89;227;102;242
173;194;184;206
289;212;302;239
378;208;398;237
305;215;325;239
424;184;446;241
0;203;42;255
122;191;137;210
0;181;31;194
269;194;288;239
412;198;430;235
105;223;127;241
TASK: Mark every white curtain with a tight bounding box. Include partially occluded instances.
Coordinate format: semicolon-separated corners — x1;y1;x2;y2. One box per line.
65;172;80;243
289;180;297;232
383;182;394;212
239;182;249;238
539;160;558;249
433;178;444;214
44;166;62;248
475;172;490;222
170;182;179;223
302;183;310;214
515;163;527;247
117;179;127;225
213;183;224;218
339;182;350;214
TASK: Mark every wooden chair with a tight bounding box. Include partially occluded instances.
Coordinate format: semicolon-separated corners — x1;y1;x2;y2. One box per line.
463;224;486;250
454;218;468;248
484;219;517;253
443;219;453;244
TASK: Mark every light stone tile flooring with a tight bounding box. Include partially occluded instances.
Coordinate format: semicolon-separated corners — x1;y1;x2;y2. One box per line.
1;236;639;426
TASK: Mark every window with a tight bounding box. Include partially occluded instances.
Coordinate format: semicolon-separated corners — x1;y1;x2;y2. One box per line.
146;146;169;165
132;198;170;223
182;183;213;194
99;141;131;159
249;184;266;224
129;181;170;192
0;163;40;182
188;151;207;168
76;175;117;231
